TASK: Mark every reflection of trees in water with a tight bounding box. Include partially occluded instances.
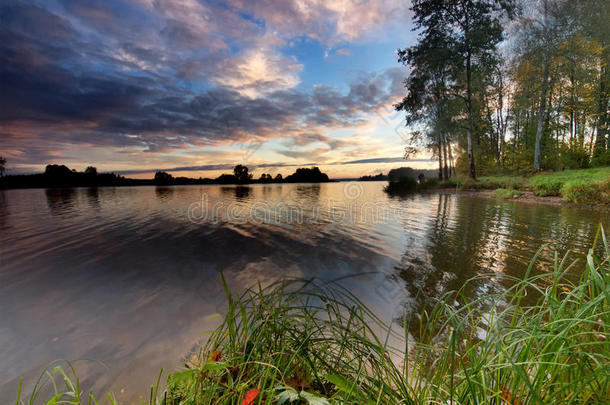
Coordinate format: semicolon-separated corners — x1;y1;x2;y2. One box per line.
393;194;603;337
220;186;251;200
86;188;100;209
0;191;7;229
155;186;174;201
234;186;250;200
291;184;321;203
45;188;76;215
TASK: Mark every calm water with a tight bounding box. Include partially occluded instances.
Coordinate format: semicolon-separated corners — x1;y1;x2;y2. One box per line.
0;182;607;402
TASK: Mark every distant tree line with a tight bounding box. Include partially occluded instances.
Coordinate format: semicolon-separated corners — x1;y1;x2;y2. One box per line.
0;161;331;189
153;165;329;185
396;0;609;179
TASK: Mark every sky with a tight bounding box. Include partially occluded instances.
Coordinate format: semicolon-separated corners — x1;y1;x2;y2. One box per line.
0;0;435;179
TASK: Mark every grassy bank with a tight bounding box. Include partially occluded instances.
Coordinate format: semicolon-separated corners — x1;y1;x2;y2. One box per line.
15;228;610;404
386;167;610;205
463;167;610;204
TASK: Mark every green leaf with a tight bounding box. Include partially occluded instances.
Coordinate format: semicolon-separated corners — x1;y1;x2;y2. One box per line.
299;391;330;405
276;386;299;404
325;374;364;400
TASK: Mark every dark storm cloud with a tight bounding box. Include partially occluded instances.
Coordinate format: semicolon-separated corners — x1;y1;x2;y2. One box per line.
0;1;406;166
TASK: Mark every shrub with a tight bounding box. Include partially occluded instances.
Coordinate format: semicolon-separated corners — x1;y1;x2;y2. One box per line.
592;150;610;167
418;178;438;190
384;177;417;194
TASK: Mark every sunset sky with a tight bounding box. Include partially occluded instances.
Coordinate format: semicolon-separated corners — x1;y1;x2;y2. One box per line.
1;0;435;178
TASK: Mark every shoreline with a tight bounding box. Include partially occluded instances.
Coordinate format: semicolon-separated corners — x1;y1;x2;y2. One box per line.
424;187;609;211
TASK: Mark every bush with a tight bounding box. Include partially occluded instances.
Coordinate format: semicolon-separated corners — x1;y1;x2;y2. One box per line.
592;150;610;167
559;144;590;169
384;177;418;194
418;178;438;190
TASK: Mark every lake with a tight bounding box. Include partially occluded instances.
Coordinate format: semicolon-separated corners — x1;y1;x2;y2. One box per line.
0;182;607;402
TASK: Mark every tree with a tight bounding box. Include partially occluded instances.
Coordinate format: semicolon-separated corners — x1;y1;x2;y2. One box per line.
403;0;516;179
233;165;252;183
84;166;97;176
274;173;283;182
258;173;272;182
532;0;553;171
396;26;456;180
0;157;5;177
154;171;173;185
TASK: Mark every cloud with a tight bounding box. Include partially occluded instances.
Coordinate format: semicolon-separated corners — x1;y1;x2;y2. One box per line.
0;1;411;171
340;157;434;164
335;48;352;56
276;146;331;159
213;49;303;98
226;0;412;44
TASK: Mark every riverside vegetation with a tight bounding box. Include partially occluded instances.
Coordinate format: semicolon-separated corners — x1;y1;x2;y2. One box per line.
15;226;610;404
385;166;610;206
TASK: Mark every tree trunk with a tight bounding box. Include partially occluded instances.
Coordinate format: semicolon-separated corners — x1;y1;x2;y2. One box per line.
443;133;449;180
594;64;609;157
534;0;551;172
466;49;476;179
438;132;443;181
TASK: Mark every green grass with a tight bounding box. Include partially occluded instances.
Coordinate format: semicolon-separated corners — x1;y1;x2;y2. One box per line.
494;188;523;199
15;227;610;404
455;167;610;205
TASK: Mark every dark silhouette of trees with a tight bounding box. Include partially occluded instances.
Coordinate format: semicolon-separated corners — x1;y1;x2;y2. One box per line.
216;174;238;184
258;173;273;183
0;157;6;177
359;173;388;181
154;171;173;185
45;164;73;177
233;165;252;184
0;163;332;189
283;167;329;183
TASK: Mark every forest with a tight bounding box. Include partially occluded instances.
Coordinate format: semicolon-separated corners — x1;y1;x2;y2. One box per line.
396;0;609;180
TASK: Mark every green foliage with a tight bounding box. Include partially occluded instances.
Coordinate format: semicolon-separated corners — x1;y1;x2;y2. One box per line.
558;144;591;170
592;151;610;167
